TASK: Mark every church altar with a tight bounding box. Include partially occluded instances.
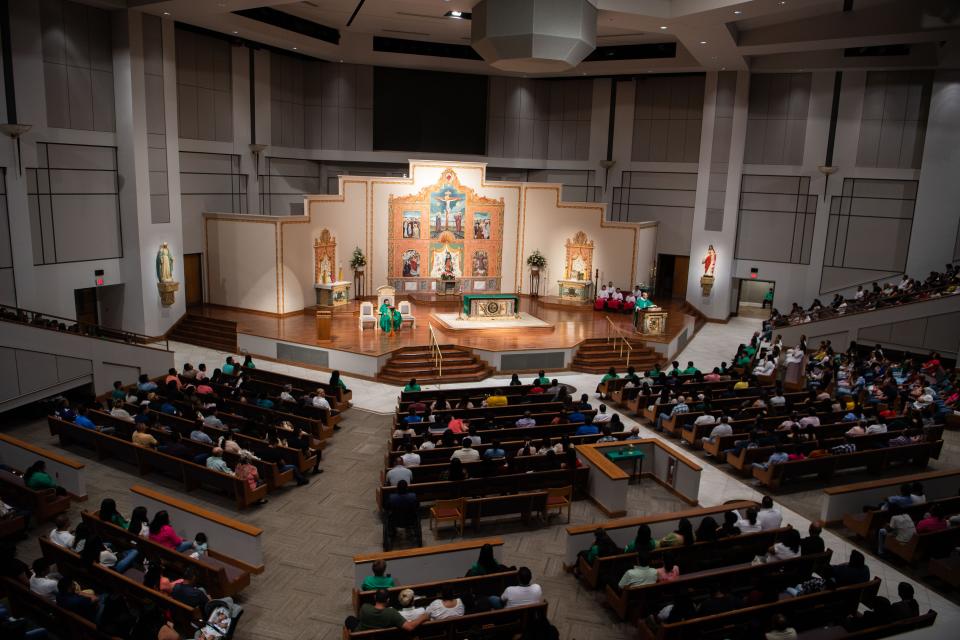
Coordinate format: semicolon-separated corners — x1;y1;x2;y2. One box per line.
314;281;351;307
460;293;520;319
557;279;593;302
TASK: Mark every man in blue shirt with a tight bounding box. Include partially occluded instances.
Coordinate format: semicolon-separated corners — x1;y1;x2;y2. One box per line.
137;374;157;393
74;407;114;433
752;449;789;470
654;395;689;432
402;408;422;426
575;419;599;436
56;577;99;622
883;483;915;510
483;439;506;459
222;357;237;376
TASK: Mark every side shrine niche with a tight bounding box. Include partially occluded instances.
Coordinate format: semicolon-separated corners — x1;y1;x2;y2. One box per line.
564;231;594;281
314;229;337;285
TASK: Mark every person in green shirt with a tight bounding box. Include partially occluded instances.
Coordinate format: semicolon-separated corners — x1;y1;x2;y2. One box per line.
668;361;682;377
242;354;256;369
646;364;664;379
355;590;423;631
23;461;60;492
222;356;237;376
681;361;700;376
762;287;774;309
624;366;640;385
391;307;403;333
532;370;550;386
361;560;396;592
624;524;657;553
110;381;126;402
597;367;619;398
403;378;421;393
466;543;511;576
329;370;348;392
580;528;620;566
98;498;128;529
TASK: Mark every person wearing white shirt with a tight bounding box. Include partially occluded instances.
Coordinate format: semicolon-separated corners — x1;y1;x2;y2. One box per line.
770;392;787;408
855;286;865;300
739;508;763;533
396;589;426;622
279;385;296;403
753;357;776;377
419;440;436;450
597;286;611;299
864;422;887;434
693;413;717;427
757;497;783;530
593;405;612;424
451;439;480;463
29;559;60;601
497;567;543;609
312;390;331;411
48;515;75;548
400;444;421;467
109;401;135;423
798;412;820;428
611;289;624;301
424;588;464;620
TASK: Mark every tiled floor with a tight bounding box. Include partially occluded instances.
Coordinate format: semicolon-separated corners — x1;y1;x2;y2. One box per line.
7;315;958;639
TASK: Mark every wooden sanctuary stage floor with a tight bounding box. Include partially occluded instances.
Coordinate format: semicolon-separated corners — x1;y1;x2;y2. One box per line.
190;296;696;358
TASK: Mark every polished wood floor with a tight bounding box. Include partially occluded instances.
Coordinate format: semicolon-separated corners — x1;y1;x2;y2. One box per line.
191;296;692;357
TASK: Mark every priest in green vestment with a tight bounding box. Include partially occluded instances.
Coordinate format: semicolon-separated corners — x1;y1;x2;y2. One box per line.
633;290;655;328
378;301;393;333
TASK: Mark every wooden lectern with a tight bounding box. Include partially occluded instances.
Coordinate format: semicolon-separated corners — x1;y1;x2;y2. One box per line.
636;309;668;335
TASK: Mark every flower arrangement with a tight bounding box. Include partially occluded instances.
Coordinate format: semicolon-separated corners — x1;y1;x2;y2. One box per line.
350;247;366;270
526;250;547;270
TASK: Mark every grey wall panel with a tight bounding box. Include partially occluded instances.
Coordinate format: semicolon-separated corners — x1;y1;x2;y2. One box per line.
14;350;59;395
500;352;565;371
489;77;591;160
43;62;70;129
633;75;704;163
67;68;94;131
0;347;18;400
277;343;329;368
178;84;198;140
744;73;809;165
842;217;912;270
856;71;932;169
925;313;960;352
0;271;15;307
56;355;93;380
176;28;232;142
50;195;121;261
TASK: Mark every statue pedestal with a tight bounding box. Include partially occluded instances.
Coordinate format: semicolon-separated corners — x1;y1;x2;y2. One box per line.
315;281;351;307
437;279;459;295
700;275;715;295
157;281;179;307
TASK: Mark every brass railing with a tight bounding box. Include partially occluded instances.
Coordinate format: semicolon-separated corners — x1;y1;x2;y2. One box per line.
605;316;633;368
428;323;443;378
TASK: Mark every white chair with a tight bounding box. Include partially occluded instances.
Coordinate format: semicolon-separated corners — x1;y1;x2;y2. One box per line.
359;301;376;330
398;300;416;328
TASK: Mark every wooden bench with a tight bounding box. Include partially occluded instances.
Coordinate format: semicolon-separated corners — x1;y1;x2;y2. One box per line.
752;440;944;490
383;453;563;484
0;433;87;498
928;554;960;587
378;467;588;507
462;491;550;530
38;536;201;633
636;579;880;640
1;576;119;640
353;570;519;613
390;420;596;448
824;468;960;525
352;538;505;589
244;368;352;409
577;527;788;591
48;416;268;509
606;550;832;622
80;511;252;598
0;468;72;522
345;601;548;639
842;495;960;541
387;432;612;466
884;523;960;565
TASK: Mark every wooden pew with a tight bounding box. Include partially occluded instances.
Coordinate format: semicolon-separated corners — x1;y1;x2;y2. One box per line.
48;416;268;509
1;576;119;640
38;536;201;633
346;601;548;639
462;491;549;530
382;453;563;484
353;570;519;613
636;579;881;640
884;523;960;564
244;368;351;408
577;527;789;591
825;468;960;525
842;495;960;541
399;383;541;404
752;440;944;490
606;550;832;622
391;420;598;449
0;468;72;523
0;433;87;498
377;468;588;507
387;433;612;466
79;511;251;598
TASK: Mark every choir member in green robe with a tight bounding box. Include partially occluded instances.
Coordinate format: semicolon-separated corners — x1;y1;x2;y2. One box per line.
379;302;394;333
391;307;403;333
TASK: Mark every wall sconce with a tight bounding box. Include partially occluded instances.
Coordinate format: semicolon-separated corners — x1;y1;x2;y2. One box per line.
599;159;616;192
249;143;267;171
817;164;838;201
0;123;32;175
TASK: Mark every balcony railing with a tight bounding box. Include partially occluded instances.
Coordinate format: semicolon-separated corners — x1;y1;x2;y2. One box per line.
0;304;170;351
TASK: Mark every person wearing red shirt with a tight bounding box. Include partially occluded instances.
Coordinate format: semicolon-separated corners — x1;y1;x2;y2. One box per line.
916;506;947;534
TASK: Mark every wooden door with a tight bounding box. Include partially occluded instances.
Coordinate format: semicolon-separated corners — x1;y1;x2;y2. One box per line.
184;253;203;306
672;256;689;299
74;288;98;325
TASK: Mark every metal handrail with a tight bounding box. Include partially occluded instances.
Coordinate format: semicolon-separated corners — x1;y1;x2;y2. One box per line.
605;316;633;368
428;323;443;378
0;302;170;351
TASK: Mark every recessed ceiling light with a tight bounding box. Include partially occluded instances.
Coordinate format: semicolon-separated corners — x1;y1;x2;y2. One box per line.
659;25;668;30
232;31;238;34
734;10;742;15
292;47;297;50
721;66;726;70
451;10;462;17
779;1;786;5
700;41;707;45
162;11;170;15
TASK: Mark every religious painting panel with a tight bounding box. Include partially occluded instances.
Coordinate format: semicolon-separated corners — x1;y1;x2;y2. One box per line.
472;250;489;276
402;249;421;277
473;212;491;240
429;240;464;279
388;168;505;282
402;211;422;239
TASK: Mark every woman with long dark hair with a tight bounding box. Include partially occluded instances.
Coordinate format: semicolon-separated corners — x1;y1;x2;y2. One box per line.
98;498;128;529
148;510;194;552
625;524;655;553
467;543;512;576
23;460;67;495
128;506;149;537
695;517;719;543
